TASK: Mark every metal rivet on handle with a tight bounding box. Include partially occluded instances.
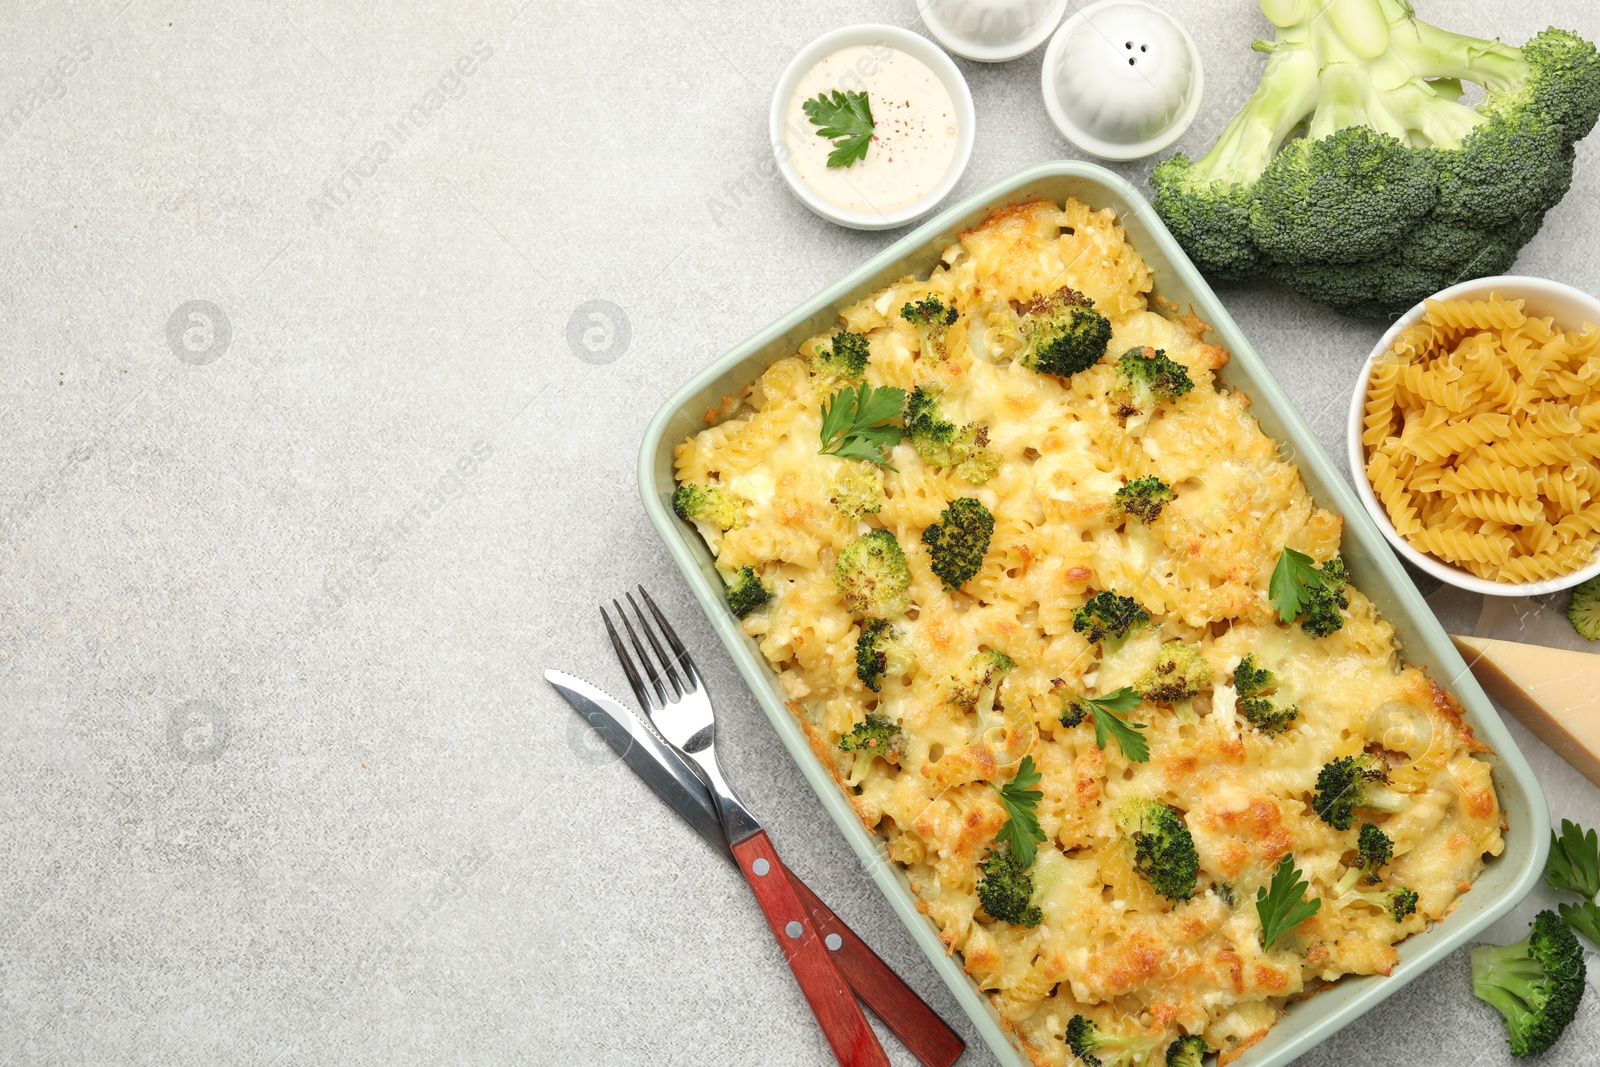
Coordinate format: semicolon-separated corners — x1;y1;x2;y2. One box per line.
825;933;842;951
751;858;770;876
785;921;803;938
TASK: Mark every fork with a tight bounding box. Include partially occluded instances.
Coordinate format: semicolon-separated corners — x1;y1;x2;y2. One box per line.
609;588;889;1067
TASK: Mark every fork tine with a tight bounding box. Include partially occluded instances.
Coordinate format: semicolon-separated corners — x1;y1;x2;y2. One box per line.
637;586;698;686
626;592;685;696
601;606;655;712
615;599;670;706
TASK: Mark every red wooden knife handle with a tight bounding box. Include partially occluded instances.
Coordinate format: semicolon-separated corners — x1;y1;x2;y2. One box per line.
786;870;965;1067
730;830;889;1067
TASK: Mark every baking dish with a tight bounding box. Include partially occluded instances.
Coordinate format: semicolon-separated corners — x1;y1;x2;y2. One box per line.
637;160;1549;1067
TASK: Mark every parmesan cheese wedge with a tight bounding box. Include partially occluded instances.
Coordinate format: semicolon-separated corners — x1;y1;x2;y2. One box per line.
1451;633;1600;788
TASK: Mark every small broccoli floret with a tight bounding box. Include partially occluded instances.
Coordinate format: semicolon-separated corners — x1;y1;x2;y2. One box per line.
1300;557;1349;638
1115;476;1175;524
1018;287;1113;378
977;848;1043;927
1165;1035;1209;1067
672;483;748;530
855;618;911;692
949;650;1015;709
1114;347;1195;417
1568;574;1600;640
1313;754;1407;830
1073;591;1151;648
1233;655;1299;734
901;296;959;360
1354;822;1395;885
1064;1015;1163;1067
810;330;870;387
902;388;998;484
922;497;994;590
1233;654;1273;698
834;529;912;618
1139;641;1213;705
1116;799;1199;901
1059;697;1087;728
1472;910;1586;1057
724;566;770;618
839;711;903;759
827;465;884;521
1347;885;1419;923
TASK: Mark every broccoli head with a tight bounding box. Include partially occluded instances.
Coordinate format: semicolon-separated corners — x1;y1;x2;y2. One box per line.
1165;1035;1209;1067
921;497;994;590
1064;1016;1162;1067
1150;3;1600;318
834;529;912;618
839;711;903;760
1072;591;1151;646
1139;641;1213;705
901;296;959;360
1116;799;1200;901
1568;573;1600;640
977;848;1043;927
827;465;884;521
1115;347;1195;416
1472;910;1586;1057
854;618;911;692
672;483;748;530
1233;654;1298;735
1115;476;1175;524
724;566;770;618
1018;287;1113;378
948;650;1014;709
810;330;870;387
1313;754;1407;830
902;387;999;484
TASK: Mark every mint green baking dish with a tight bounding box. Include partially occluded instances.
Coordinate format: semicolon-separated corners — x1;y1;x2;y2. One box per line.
637;160;1548;1067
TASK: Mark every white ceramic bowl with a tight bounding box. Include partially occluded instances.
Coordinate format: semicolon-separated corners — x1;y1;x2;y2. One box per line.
770;24;975;230
1040;0;1203;160
1346;275;1600;597
917;0;1068;63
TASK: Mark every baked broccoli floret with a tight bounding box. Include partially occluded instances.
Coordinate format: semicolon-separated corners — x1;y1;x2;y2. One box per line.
672;483;748;530
1354;822;1396;885
921;497;994;590
1348;884;1419;923
902;387;999;484
901;296;959;360
1165;1035;1209;1067
1072;591;1151;651
949;650;1015;709
977;848;1043;927
1568;574;1600;640
1233;654;1273;698
827;465;884;521
1232;654;1299;736
1064;1015;1162;1067
854;618;911;692
1313;754;1407;830
839;711;902;758
1115;476;1175;524
1114;347;1195;416
1300;557;1349;638
1018;287;1113;378
834;529;912;618
724;566;770;618
811;330;871;387
1116;799;1199;901
1138;641;1213;705
1472;910;1587;1058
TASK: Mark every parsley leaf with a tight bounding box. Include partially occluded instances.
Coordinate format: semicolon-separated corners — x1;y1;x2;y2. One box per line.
1547;819;1600;900
1256;853;1321;949
1073;687;1149;763
1268;547;1324;624
819;383;905;469
802;89;875;168
992;755;1047;867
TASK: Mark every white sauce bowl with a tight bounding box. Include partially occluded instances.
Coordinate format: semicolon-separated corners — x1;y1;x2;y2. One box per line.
917;0;1068;63
770;24;975;230
1346;274;1600;596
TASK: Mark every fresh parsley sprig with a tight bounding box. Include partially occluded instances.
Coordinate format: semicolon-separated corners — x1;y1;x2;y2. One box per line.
1546;818;1600;946
1268;548;1324;622
803;89;875;168
992;755;1047;867
1256;853;1321;949
1066;687;1150;763
818;383;905;469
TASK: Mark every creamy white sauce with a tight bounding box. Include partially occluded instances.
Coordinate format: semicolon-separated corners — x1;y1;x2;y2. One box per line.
783;45;959;215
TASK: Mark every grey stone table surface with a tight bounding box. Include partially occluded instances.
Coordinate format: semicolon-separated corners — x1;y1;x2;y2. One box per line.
6;0;1600;1064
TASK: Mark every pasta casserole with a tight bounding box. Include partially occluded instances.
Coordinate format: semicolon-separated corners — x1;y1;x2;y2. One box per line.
672;198;1504;1065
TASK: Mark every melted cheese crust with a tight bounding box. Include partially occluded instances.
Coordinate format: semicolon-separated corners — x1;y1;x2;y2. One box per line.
673;199;1503;1064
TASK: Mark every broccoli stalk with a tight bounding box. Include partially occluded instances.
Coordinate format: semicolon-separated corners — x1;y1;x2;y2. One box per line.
921;497;995;590
977;847;1043;927
1472;910;1587;1057
903;387;999;484
1116;799;1200;901
834;529;913;618
1064;1015;1163;1067
1115;476;1175;524
1164;1035;1209;1067
1018;287;1114;377
1569;574;1600;640
855;618;912;692
1152;2;1600;317
1313;754;1407;830
901;296;959;360
723;566;771;618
